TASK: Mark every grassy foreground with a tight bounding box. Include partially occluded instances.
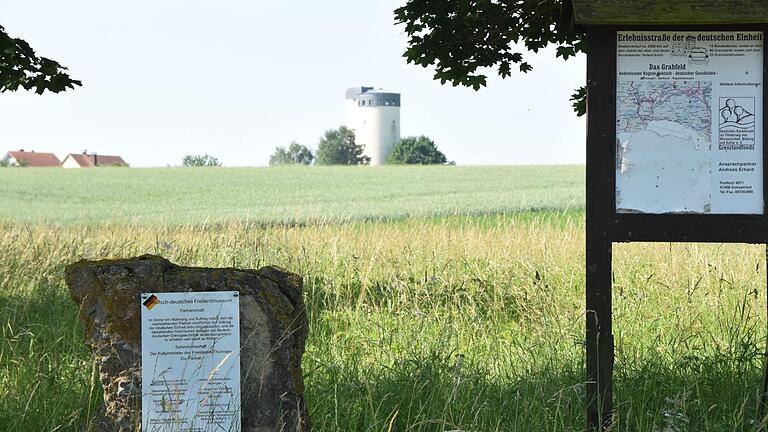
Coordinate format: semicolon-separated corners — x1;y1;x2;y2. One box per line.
1;213;767;431
0;165;583;224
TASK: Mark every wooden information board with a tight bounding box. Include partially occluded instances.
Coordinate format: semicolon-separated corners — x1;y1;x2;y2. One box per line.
584;24;767;431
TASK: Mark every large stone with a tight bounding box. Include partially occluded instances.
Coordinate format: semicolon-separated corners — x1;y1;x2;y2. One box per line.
65;255;310;431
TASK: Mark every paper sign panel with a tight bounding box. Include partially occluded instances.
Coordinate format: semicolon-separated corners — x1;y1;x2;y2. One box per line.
616;31;764;214
141;291;241;432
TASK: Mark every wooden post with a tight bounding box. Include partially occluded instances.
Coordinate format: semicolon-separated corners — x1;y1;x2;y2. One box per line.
585;26;616;431
761;245;768;426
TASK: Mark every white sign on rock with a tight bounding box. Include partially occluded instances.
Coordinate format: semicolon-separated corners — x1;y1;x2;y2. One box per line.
616;31;764;214
141;291;241;432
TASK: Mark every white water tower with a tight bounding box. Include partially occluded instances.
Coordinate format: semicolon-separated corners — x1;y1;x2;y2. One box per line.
345;86;401;165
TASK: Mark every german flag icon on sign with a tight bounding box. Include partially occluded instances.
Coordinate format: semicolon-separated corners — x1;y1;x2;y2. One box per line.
143;294;159;310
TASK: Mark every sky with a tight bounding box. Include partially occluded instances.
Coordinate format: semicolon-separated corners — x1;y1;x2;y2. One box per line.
0;1;586;167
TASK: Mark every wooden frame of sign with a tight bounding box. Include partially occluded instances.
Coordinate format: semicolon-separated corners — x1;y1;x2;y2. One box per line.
584;24;768;430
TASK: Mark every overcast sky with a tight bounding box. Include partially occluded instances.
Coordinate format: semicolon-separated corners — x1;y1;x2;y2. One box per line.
0;1;586;167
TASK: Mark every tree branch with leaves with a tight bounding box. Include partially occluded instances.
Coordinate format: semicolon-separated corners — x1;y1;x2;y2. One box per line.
394;0;586;115
0;25;81;94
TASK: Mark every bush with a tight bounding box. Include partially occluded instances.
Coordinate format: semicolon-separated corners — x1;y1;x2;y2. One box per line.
315;126;370;166
0;157;26;167
386;136;448;165
182;154;221;167
269;142;314;166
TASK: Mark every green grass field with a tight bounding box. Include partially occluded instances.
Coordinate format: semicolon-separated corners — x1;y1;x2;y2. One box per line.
0;165;584;224
1;166;767;431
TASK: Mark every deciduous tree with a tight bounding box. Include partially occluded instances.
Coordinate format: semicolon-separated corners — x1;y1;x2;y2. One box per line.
269;142;314;166
386;136;448;165
315;126;370;165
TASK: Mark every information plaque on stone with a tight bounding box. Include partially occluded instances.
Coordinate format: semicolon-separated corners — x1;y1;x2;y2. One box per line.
616;31;764;214
141;291;241;432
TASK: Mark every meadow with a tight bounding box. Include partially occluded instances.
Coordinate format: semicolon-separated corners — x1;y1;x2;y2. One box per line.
1;166;767;431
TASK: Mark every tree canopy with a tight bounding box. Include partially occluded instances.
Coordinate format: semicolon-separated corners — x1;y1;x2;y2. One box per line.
315;126;371;166
0;25;81;94
269;142;315;166
394;0;586;115
387;136;448;165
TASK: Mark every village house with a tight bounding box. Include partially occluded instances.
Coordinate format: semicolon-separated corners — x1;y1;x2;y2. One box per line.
2;149;61;167
61;152;128;168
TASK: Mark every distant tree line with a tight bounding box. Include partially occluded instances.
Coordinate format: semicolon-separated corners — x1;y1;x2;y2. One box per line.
269;126;449;166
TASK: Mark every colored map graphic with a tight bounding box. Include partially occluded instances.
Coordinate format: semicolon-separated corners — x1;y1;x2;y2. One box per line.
617;81;712;140
616;81;713;214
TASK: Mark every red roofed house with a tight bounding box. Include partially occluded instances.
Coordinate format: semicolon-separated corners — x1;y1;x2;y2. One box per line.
62;152;128;168
2;149;61;167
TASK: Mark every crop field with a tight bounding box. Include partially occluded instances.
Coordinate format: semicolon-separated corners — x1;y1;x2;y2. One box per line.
1;166;767;431
0;165;584;225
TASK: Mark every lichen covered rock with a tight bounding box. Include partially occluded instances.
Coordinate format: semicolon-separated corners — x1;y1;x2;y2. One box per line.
65;255;310;431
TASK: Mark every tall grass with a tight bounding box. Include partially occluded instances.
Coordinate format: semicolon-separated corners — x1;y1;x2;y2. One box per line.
0;213;766;431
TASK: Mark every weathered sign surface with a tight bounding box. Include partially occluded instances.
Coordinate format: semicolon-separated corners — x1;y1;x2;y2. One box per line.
141;291;241;432
616;31;764;214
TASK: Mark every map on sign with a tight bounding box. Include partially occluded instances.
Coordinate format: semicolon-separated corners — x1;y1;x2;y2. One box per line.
616;81;713;213
616;31;764;214
617;81;712;140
